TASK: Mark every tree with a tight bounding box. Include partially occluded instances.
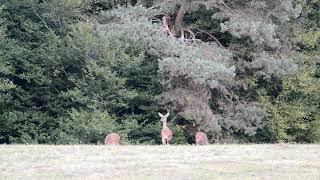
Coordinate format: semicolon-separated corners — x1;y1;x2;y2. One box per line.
0;0;85;143
258;0;320;143
123;0;301;142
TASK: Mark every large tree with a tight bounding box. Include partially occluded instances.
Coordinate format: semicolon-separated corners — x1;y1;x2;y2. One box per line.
85;0;302;143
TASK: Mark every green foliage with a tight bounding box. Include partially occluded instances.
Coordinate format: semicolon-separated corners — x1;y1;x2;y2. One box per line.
61;20;163;144
308;118;320;143
184;5;222;32
255;0;320;143
259;60;320;142
0;0;101;144
170;124;188;144
0;111;57;144
58;108;115;144
295;28;320;50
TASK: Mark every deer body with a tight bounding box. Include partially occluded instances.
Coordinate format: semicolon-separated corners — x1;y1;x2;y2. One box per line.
161;126;173;145
195;132;209;145
104;133;120;145
159;112;172;145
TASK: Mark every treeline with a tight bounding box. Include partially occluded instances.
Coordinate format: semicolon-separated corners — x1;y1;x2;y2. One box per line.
0;0;319;144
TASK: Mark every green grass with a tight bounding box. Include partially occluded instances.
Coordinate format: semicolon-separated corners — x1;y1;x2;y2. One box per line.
1;144;320;179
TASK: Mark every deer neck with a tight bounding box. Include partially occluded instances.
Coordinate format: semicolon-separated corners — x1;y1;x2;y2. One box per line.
162;120;168;129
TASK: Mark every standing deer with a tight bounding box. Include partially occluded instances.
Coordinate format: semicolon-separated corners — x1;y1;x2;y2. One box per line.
159;112;172;145
195;131;209;145
104;133;120;145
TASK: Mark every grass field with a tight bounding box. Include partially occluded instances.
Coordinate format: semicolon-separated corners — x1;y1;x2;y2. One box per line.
1;144;320;179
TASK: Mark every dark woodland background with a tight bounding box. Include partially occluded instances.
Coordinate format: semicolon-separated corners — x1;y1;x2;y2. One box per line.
0;0;319;144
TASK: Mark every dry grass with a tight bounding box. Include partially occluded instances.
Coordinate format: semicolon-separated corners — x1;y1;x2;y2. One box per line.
1;144;320;179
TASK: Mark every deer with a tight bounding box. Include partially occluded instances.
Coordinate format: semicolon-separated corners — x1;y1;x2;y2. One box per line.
192;121;209;145
104;133;120;145
159;112;172;145
195;131;209;145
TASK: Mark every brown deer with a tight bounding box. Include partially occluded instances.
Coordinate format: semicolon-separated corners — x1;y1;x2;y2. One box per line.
195;131;209;145
104;133;120;145
159;112;172;145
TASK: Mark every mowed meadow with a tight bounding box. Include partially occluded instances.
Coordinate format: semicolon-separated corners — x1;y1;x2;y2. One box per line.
1;144;320;179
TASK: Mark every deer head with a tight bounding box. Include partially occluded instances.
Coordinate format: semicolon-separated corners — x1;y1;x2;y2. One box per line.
158;111;170;122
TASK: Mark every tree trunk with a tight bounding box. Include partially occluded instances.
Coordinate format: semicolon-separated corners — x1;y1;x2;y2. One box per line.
173;0;190;37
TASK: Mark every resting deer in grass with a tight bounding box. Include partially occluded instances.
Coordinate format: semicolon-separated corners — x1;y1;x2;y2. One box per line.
195;132;209;145
192;122;209;145
195;131;209;145
104;133;120;145
159;112;172;145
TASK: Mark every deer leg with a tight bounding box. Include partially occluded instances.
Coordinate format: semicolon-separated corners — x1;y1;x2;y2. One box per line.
162;138;165;145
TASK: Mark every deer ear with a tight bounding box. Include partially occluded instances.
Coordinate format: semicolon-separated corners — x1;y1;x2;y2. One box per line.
165;112;170;118
158;112;163;117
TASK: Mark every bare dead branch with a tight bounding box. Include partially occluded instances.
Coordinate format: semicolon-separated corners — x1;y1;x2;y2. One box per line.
219;0;235;14
31;5;53;33
162;15;174;37
179;29;185;41
191;28;224;47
